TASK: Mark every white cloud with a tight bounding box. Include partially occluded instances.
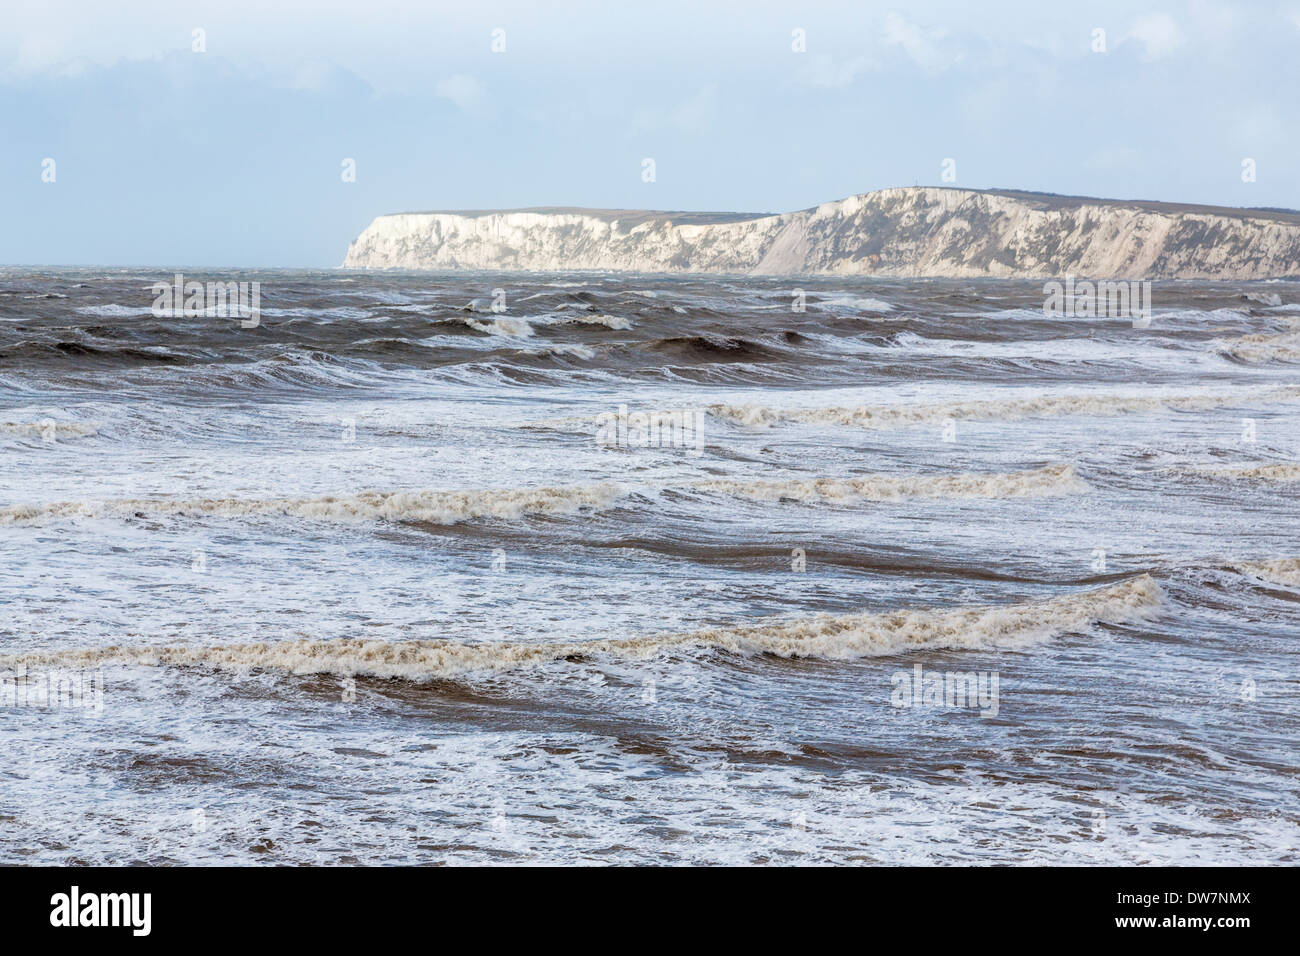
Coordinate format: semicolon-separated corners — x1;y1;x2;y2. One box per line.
290;59;337;91
1124;13;1186;60
799;54;874;88
881;13;958;71
7;33;66;76
435;73;486;112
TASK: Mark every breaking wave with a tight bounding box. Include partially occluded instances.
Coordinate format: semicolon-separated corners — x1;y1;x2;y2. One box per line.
1235;558;1300;587
0;482;623;526
818;295;894;313
1;421;98;438
463;316;534;337
1217;331;1300;363
0;576;1162;680
692;463;1086;502
1195;462;1300;482
456;313;630;337
548;313;632;330
708;386;1300;429
1;464;1082;526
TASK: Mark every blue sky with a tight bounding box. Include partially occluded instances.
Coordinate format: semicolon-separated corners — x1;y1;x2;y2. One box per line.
2;0;1297;266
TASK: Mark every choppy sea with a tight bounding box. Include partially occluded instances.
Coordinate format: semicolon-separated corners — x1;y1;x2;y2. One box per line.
2;269;1297;864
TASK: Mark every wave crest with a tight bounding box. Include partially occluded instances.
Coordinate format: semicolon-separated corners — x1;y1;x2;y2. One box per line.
463;316;535;337
1;421;98;438
0;482;623;525
550;313;632;330
708;386;1300;429
1197;463;1300;482
1235;558;1300;587
692;464;1086;502
0;576;1162;680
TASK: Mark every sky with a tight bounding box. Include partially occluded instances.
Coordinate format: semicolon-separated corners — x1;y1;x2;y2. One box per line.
2;0;1298;267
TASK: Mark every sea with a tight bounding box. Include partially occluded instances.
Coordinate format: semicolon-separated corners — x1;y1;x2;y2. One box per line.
2;268;1298;864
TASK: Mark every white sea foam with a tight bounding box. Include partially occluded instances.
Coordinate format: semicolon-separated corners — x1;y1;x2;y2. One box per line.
1235;558;1300;587
1217;330;1300;363
708;386;1300;429
549;313;632;330
75;304;150;317
0;576;1162;680
819;295;894;313
537;343;597;359
1;421;98;438
1;463;1079;526
692;463;1086;502
453;312;630;338
0;482;624;525
463;316;535;337
1195;462;1300;482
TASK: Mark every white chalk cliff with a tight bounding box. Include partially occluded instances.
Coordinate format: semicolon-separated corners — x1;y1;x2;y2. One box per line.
342;187;1300;279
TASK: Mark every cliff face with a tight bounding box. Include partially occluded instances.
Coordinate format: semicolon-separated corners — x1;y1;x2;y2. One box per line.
342;187;1300;279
